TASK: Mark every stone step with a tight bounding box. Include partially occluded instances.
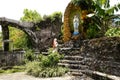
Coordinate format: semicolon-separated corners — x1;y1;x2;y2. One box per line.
59;47;80;51
66;52;81;56
64;55;83;60
58;63;89;69
69;69;89;73
59;47;72;50
69;71;83;76
68;69;94;80
59;48;80;55
41;52;48;55
69;69;87;76
59;59;85;65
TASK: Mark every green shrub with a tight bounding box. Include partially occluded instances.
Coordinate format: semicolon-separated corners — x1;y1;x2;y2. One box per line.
25;62;68;78
26;61;42;77
105;27;120;37
86;24;100;38
48;52;61;66
41;56;51;67
25;50;68;78
38;49;64;67
24;49;35;63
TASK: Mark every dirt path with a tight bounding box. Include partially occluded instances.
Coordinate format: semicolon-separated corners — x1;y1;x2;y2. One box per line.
0;72;77;80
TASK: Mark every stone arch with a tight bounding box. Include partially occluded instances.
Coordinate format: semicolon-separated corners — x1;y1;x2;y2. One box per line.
0;17;37;51
0;17;62;52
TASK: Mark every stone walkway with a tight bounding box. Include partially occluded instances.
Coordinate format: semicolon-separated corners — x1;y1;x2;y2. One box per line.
0;72;78;80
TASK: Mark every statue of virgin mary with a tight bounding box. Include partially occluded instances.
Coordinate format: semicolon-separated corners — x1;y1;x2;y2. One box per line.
73;15;79;35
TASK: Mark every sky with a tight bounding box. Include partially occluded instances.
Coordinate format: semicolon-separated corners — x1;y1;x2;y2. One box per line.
0;0;71;20
0;0;119;21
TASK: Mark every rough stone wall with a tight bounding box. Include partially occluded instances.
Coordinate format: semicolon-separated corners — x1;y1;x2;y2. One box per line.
0;51;25;67
59;37;120;76
80;37;120;76
36;17;62;51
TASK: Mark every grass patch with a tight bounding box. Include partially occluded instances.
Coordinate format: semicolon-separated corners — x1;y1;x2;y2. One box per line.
0;65;25;74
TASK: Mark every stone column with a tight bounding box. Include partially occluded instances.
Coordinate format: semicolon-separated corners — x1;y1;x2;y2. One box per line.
1;25;9;51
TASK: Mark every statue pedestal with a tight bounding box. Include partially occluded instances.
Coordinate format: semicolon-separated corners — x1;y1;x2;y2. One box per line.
73;32;79;35
71;34;80;40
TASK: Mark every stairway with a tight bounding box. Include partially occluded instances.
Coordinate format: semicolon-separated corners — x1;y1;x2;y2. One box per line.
58;47;92;78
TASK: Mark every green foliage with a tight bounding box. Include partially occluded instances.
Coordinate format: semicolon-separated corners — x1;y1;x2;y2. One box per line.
9;9;42;49
9;27;31;49
20;9;42;31
26;61;68;77
20;9;42;23
49;12;62;22
48;52;61;66
91;0;120;36
25;61;41;77
105;27;120;37
71;0;94;10
38;50;63;67
86;24;100;38
40;55;50;67
25;50;68;78
24;49;35;62
43;12;62;22
71;0;120;37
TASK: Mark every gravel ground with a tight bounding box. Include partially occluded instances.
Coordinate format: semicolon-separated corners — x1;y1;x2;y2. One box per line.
0;72;78;80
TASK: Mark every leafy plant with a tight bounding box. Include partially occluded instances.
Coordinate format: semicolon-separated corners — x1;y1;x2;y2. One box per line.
25;50;68;78
20;9;42;23
43;12;62;22
38;50;63;67
48;52;62;66
9;27;31;49
26;61;68;78
105;27;120;37
71;0;94;10
24;49;35;63
71;0;120;37
25;61;41;77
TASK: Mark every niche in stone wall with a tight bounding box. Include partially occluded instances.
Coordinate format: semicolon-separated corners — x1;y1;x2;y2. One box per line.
63;2;84;42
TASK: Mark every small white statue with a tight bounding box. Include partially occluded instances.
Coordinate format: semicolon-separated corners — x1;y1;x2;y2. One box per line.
52;38;58;53
73;15;79;35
